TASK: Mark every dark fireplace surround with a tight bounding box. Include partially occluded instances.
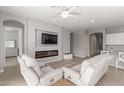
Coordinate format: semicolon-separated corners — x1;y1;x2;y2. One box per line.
35;50;58;59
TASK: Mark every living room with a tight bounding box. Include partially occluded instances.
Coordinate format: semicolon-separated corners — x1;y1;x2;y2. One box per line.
1;6;124;87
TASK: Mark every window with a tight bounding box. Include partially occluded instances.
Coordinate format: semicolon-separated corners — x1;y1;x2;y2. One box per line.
5;40;16;48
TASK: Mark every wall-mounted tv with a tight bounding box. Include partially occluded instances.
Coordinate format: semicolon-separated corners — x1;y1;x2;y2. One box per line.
42;33;58;44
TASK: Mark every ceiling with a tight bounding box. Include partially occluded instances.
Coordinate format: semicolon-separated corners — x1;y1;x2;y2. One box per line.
0;6;124;31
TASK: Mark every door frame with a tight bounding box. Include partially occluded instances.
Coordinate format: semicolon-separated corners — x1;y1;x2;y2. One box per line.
89;32;103;57
4;26;23;66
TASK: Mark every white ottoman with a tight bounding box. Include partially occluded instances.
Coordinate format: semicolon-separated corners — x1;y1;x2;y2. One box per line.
64;54;73;60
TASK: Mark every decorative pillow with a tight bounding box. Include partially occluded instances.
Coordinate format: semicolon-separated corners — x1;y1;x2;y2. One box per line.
32;66;43;77
21;54;38;67
21;54;43;77
23;67;40;86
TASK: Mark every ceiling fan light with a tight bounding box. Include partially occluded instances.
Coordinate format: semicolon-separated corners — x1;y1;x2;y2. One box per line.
62;13;68;19
62;11;70;19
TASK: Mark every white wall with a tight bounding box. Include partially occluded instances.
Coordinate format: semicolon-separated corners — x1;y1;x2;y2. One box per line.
0;11;71;71
73;30;88;58
62;29;70;54
28;18;63;63
0;11;4;72
72;29;106;58
0;11;64;71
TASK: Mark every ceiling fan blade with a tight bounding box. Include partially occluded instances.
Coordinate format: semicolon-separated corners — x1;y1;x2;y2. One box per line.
67;15;77;17
56;12;79;19
70;12;81;15
51;6;79;19
68;6;77;13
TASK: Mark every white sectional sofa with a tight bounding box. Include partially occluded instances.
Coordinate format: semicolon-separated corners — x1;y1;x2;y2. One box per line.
17;54;113;86
63;54;114;86
17;54;63;86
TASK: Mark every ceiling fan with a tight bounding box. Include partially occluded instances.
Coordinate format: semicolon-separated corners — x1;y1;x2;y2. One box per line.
52;6;80;19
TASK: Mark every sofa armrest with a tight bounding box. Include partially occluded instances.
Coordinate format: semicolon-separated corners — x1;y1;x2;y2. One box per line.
80;66;94;85
40;68;63;81
38;62;54;71
21;68;40;86
63;67;80;79
38;63;53;68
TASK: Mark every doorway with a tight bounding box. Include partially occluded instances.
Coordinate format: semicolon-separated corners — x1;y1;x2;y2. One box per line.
89;33;103;57
4;26;23;67
3;20;24;68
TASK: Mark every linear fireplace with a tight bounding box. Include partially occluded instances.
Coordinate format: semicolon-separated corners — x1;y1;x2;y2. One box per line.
35;50;58;59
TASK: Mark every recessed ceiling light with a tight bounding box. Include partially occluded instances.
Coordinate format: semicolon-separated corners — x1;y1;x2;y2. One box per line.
91;20;95;23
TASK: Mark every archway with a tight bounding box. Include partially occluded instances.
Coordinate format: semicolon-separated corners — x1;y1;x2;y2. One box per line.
89;32;103;57
3;20;24;67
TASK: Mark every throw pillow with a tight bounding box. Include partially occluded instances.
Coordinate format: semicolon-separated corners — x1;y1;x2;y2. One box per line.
21;54;43;77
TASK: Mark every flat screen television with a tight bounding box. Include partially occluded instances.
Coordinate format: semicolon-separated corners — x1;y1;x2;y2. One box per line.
42;33;58;44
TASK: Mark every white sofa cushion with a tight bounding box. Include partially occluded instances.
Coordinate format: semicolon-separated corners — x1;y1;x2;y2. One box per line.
39;69;63;86
21;54;43;77
18;55;63;86
72;65;80;72
63;67;80;79
80;56;100;75
87;58;107;85
63;67;85;86
33;66;43;77
80;54;109;75
17;56;40;86
21;54;38;67
63;54;113;86
80;61;90;75
22;67;40;86
80;57;109;85
80;66;94;85
40;69;63;81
